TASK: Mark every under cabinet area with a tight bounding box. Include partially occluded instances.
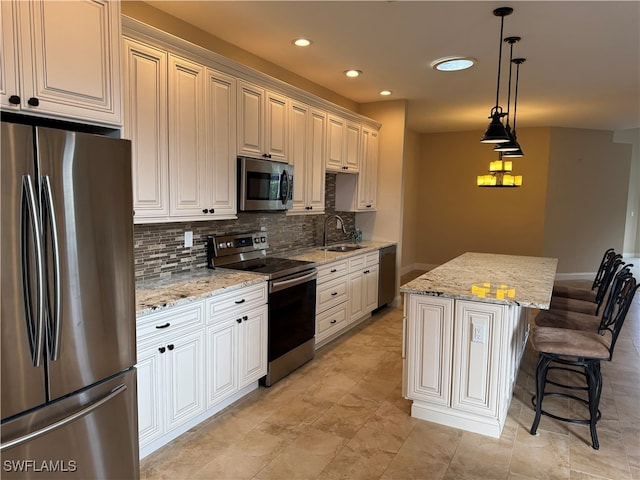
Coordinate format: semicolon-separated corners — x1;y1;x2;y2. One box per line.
136;281;268;458
1;0;121;125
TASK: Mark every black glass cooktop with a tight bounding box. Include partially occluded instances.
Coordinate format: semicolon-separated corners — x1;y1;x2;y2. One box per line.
222;256;314;280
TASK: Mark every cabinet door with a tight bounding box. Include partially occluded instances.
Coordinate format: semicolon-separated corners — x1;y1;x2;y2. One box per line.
238;305;268;388
237;81;264;157
344;121;361;172
206;318;239;408
168;54;207;216
405;295;454;405
123;38;169;219
451;301;504;418
266;90;288;161
326;115;345;172
0;1;19;110
363;264;379;314
136;343;164;447
18;0;122;124
307;108;327;212
205;68;237;217
165;328;206;432
348;271;364;323
288;101;309;213
357;127;378;210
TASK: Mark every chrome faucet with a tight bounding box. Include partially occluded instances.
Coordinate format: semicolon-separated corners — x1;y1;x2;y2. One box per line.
323;214;348;247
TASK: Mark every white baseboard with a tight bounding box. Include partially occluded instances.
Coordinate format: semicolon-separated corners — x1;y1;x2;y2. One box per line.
554;272;595;281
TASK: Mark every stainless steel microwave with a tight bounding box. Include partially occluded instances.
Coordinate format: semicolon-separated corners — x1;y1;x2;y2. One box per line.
238;156;293;211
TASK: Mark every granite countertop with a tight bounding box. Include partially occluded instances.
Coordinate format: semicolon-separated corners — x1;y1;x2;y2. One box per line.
400;252;558;309
136;269;267;316
282;241;396;265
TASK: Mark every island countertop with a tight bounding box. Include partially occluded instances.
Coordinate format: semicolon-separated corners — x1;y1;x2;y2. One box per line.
400;252;558;309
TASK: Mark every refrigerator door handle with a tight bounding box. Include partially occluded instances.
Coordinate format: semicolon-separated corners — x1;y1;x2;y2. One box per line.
42;175;62;361
21;175;45;367
0;384;127;451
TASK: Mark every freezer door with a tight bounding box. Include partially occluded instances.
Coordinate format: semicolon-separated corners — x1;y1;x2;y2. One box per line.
1;122;47;420
1;368;139;480
35;127;136;400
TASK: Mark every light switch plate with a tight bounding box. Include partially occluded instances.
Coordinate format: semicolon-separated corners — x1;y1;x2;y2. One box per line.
184;231;193;248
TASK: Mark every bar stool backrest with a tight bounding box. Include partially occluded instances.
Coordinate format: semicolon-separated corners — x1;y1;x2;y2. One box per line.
591;248;616;290
598;271;638;360
593;252;624;307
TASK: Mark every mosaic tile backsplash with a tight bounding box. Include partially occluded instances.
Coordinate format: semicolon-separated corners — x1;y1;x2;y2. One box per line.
134;174;356;281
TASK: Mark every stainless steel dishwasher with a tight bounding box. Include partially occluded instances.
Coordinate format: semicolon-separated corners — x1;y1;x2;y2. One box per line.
378;245;397;308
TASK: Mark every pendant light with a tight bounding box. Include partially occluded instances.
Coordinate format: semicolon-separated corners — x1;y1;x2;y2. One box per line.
477;153;523;187
502;58;526;158
494;37;521;152
480;7;513;144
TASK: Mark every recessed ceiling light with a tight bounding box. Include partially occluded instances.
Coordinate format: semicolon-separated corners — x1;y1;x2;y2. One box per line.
293;38;312;47
379;90;392;96
344;69;362;78
431;56;477;72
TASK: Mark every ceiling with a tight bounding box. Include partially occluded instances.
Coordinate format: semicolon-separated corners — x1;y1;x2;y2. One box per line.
142;1;639;134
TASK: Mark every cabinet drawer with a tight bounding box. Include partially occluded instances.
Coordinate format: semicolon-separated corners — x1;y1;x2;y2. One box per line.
206;282;267;323
316;302;348;337
348;254;366;272
316;276;348;313
365;251;379;267
137;301;205;342
317;259;348;284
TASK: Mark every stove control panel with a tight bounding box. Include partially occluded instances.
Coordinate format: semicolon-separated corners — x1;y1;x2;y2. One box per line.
208;231;269;258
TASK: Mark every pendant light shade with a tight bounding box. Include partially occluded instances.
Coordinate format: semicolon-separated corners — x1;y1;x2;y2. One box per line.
480;7;513;144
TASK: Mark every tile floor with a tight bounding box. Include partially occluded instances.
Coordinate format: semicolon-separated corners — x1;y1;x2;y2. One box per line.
141;271;640;480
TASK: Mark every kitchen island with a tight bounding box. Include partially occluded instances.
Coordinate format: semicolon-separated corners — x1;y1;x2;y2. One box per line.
400;252;557;438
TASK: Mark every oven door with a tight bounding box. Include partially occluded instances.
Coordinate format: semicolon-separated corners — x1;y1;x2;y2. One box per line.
239;157;293;211
268;269;317;362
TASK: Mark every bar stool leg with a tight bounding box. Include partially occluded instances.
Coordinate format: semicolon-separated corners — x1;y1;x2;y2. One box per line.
530;353;553;435
585;361;602;450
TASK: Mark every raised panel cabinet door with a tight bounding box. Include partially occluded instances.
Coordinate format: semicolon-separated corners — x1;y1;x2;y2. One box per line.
165;328;206;432
237;81;264;157
348;271;365;323
363;264;379;314
206;319;239;408
206;68;237;217
326;115;345;172
238;305;268;389
18;0;122;124
307;108;327;212
405;295;454;405
357;127;378;210
266;90;288;161
344;121;361;172
122;38;169;219
288;101;309;213
168;54;207;216
451;300;504;418
135;343;165;447
0;1;19;110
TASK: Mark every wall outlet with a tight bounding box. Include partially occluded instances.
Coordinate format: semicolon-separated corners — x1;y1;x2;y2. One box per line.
184;231;193;248
472;324;486;343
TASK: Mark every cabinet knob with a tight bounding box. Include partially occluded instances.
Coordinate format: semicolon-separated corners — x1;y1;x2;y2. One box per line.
209;208;215;213
236;318;242;324
27;97;40;107
364;270;370;274
167;344;174;351
8;95;20;105
262;153;272;158
366;204;372;208
202;209;209;214
158;347;166;354
242;315;248;321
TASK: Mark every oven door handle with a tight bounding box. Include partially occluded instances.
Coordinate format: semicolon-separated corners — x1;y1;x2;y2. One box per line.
270;270;317;293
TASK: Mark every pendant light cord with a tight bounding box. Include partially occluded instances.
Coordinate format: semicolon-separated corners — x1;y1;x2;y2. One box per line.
494;15;506;108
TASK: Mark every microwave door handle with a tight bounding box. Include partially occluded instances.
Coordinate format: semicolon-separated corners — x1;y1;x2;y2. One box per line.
280;169;291;205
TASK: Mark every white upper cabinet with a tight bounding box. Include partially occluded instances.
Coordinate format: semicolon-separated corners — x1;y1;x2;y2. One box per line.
356;126;379;210
288;100;326;214
123;38;169;218
1;0;122;126
326;115;360;173
237;80;288;162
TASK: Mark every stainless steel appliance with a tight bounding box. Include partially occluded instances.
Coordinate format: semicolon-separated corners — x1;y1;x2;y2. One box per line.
207;232;316;386
238;156;293;211
378;245;397;308
1;120;139;479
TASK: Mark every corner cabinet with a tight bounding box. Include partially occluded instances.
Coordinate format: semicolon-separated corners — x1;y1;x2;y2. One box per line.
237;80;288;162
137;281;268;458
288;100;326;215
1;0;122;126
123;37;237;223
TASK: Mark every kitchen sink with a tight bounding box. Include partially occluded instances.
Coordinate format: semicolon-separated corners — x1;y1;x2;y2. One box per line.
322;244;364;252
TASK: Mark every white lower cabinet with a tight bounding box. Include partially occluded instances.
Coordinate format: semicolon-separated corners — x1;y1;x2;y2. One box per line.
136;281;268;458
403;294;528;438
347;252;379;323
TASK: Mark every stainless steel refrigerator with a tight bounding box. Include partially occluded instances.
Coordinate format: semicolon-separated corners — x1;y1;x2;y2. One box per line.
1;120;139;479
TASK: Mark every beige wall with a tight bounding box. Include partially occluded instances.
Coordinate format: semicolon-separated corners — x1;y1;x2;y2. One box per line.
401;129;421;272
543;128;632;273
121;1;357;111
414;128;551;266
614;128;640;256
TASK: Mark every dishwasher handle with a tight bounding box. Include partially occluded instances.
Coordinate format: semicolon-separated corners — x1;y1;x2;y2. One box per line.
270;270;317;293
